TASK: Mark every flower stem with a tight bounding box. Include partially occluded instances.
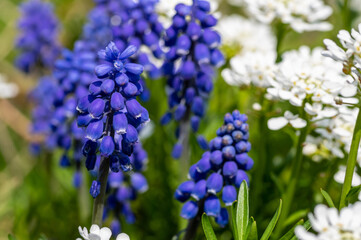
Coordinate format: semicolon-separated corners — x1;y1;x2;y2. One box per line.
339;107;361;209
183;199;204;240
179;118;191;181
91;156;110;226
275;22;287;63
273;118;309;238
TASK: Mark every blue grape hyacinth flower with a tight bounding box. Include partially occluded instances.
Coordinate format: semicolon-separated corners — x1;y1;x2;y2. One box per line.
160;0;225;158
15;0;61;73
175;110;252;226
77;42;150;197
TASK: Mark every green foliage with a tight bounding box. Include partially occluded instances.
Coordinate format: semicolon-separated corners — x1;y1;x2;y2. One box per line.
237;181;249;240
320;189;335;208
202;214;217;240
260;200;282;240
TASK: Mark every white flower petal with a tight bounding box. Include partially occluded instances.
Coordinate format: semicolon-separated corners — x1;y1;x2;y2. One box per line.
116;233;130;240
267;117;288;130
290;118;307;129
99;227;112;240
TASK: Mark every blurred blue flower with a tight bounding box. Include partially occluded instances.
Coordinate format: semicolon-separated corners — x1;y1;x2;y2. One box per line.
15;0;61;73
160;0;225;157
175;110;252;226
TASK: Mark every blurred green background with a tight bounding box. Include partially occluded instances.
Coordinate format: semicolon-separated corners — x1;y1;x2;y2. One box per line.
0;0;359;239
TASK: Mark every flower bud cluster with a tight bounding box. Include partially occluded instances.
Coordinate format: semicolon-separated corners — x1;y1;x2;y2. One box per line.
175;110;252;226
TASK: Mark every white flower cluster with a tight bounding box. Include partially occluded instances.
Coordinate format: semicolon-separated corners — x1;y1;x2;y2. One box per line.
77;225;130;240
220;15;277;88
295;203;361;240
267;46;355;130
242;0;333;33
0;74;18;99
323;23;361;89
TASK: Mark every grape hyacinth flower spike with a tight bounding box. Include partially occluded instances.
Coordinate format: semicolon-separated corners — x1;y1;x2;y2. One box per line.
175;110;253;238
160;0;225;161
77;42;149;226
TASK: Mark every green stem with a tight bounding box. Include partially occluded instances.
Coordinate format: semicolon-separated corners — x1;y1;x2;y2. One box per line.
343;0;350;30
275;23;287;63
91;156;110;226
339;108;361;209
179;119;191;182
273;117;309;238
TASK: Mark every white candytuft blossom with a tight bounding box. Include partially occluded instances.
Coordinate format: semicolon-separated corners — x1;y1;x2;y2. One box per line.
220;15;277;88
77;224;130;240
267;111;307;130
267;46;355;120
295;202;361;240
242;0;333;33
0;74;18;99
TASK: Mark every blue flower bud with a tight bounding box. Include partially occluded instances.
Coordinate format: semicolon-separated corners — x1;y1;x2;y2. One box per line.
186;21;202;40
222;185;237;206
191;179;206;200
223;161;238;178
124;63;144;75
119;45;137;59
181;201;198;219
110;92;125;111
113;112;128;134
211;137;222;150
222;135;233;146
59;154;71;167
118;153;132;172
176;35;191;55
89;98;105;118
108;171;124;188
175;3;191;16
196;0;211;11
204;195;221;217
235;141;251;153
86;120;104;141
172;15;186;29
109;154;121;173
185;87;196;105
197;136;209;150
180;60;196;80
82;139;98;157
232;131;243;142
222;146;236;159
95;64;113;78
196;155;211;174
174;104;186;121
202;29;221;48
235;170;249;187
90;180;101;198
160;112;172;125
175;180;195;202
111;220;121;236
85;154;97;171
116;186;130;202
206;173;223;194
191;116;200;132
191;96;204;117
210;150;223;166
131;173;148;193
115;73;129;86
123;82;139;97
245;158;254;171
195;44;210;64
172;143;183;159
201;14;217;28
125;124;138;143
100;136;115;157
211;49;225;67
126;99;142;119
101;79;115;94
77;113;92;127
73;171;82;188
215;208;229;227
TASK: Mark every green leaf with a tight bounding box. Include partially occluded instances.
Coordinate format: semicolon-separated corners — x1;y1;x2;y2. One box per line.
247;218;258;240
237;181;249;240
8;235;16;240
270;172;285;194
260;199;282;240
279;219;304;240
230;202;239;240
345;185;361;204
283;209;308;228
202;213;217;240
290;220;311;240
320;189;335;208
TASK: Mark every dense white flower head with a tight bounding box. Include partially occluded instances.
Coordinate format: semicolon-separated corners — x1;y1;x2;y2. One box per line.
77;225;130;240
220;15;277;88
0;74;18;99
323;23;361;91
267;46;354;120
242;0;333;33
295;203;361;240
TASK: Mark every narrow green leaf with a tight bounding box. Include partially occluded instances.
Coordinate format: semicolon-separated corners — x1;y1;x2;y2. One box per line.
237;181;249;240
279;219;304;240
290;220;311;240
202;213;217;240
320;189;335;208
247;218;258;240
345;185;361;204
245;217;254;239
270;172;285;194
283;209;308;228
260;199;283;240
230;203;239;240
8;235;16;240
